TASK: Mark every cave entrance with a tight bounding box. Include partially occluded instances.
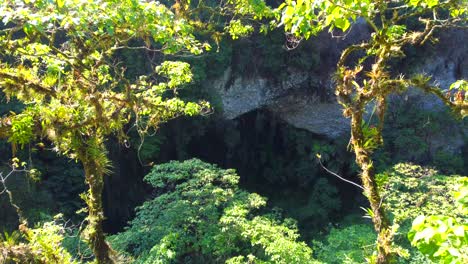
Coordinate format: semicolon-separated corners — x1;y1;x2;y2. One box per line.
193;109;364;237
103;109;365;236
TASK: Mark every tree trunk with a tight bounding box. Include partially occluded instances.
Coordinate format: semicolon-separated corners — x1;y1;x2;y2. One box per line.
350;113;392;264
78;141;115;264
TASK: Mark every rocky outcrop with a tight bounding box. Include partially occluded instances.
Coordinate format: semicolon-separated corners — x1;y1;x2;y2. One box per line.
209;26;467;143
210;66;348;136
210;22;370;137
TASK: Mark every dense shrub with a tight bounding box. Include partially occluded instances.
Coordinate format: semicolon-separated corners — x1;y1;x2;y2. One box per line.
313;223;376;264
313;163;467;264
408;178;468;263
110;159;318;263
0;218;77;264
378;163;467;262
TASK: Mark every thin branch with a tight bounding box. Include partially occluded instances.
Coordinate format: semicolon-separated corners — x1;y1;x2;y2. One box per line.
316;156;364;190
338;43;371;67
0;166;29;225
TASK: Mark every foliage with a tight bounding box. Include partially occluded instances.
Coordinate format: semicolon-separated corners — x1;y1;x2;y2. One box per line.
0;0;210;173
0;0;466;263
432;150;465;175
375;163;467;263
313;163;467;264
378;163;465;224
408;178;468;263
0;165;58;230
128;110;347;237
0;217;77;264
8;114;34;147
24;218;77;264
313;223;376;264
0;230;21;247
110;159;317;263
409;215;468;263
61;230;93;264
274;178;342;235
278;0;465;38
40;157;85;219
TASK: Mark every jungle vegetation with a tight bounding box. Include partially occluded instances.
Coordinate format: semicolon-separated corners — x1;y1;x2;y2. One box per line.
0;0;467;264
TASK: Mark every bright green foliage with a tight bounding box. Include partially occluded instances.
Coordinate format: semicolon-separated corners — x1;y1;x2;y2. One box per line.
454;179;468;214
313;164;467;264
378;164;466;224
275;1;467;260
450;80;468;92
408;178;468;263
24;219;77;264
313;219;431;264
110;159;317;263
278;0;373;37
375;163;468;262
0;0;209;155
409;215;468;263
9;114;34;147
219;202;316;264
278;0;467;38
225;19;254;39
227;0;273;19
221;0;274;38
313;223;376;264
0;217;77;264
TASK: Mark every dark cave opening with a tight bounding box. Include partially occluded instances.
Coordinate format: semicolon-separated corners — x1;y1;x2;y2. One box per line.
102;109;365;237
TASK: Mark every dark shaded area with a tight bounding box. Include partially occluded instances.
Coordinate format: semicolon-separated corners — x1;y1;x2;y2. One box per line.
101;109;363;235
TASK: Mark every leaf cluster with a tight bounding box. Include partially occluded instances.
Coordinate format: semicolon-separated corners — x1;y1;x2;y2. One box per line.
408;178;468;263
110;159;317;263
375;163;467;262
0;0;210;157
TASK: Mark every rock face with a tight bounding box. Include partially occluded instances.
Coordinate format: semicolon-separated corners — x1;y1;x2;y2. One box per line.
211;67;349;137
210;26;468;143
211;22;372;137
209;23;468;160
414;29;468;90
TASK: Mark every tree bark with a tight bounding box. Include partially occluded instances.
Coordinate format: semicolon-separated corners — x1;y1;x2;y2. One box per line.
78;141;115;264
350;113;392;264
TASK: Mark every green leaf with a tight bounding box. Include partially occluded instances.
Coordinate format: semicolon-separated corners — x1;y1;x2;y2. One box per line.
447;247;460;257
450;80;468;91
334;18;351;31
57;0;65;9
453;226;465;237
424;0;439;8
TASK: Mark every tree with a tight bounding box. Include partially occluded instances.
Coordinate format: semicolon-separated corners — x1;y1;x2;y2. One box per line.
276;0;467;263
0;0;210;262
110;159;317;264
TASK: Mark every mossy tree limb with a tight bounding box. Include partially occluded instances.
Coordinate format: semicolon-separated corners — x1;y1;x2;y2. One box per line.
350;111;392;263
76;137;115;263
